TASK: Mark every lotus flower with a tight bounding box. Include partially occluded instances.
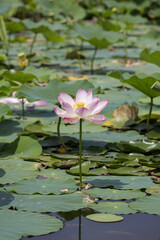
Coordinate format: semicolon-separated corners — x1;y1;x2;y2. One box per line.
53;88;109;124
0;92;48;109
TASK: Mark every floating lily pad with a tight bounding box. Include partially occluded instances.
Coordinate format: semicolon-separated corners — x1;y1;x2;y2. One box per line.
86;213;124;223
146;185;160;194
84;176;155;189
116;140;160;153
88;201;137;214
5;178;78;195
84;188;146;200
129;194;160;215
0;209;63;240
6;193;87;212
0;159;39;184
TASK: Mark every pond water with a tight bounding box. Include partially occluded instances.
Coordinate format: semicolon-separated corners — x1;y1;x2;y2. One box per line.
22;212;160;240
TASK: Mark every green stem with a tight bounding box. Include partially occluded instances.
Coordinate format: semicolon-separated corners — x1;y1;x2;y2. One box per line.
75;38;83;73
29;33;37;59
57;117;67;151
91;47;97;74
79;119;83;190
124;31;128;64
147;97;153;132
22;98;25;117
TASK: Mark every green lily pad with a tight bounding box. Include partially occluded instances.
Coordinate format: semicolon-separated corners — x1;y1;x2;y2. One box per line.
0;159;39;184
140;48;160;67
17;79;94;103
88;201;137;214
86;213;124;223
0;103;12;120
84;176;155;189
147;128;160;140
5;193;87;212
0;135;42;158
116;140;160;153
84;188;146;200
107;167;146;176
42;121;107;134
146;185;160;194
5;178;78;195
72;23;124;48
0;209;63;240
129;194;160;215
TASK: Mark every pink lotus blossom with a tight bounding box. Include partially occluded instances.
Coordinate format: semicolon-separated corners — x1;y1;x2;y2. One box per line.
53;88;109;124
0;92;48;109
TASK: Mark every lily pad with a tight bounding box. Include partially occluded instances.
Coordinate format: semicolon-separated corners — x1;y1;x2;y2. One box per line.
5;193;87;212
0;103;12;120
88;201;137;214
86;213;124;223
129;194;160;215
0;209;63;240
0;159;39;184
5;178;78;195
116;140;160;153
0;135;42;158
84;188;146;200
84;176;155;189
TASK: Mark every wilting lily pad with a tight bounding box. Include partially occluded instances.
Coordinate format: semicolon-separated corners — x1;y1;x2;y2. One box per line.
86;213;124;223
0;209;63;240
129;194;160;215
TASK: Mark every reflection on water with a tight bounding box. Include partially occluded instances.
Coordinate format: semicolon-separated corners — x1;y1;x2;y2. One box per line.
22;211;160;240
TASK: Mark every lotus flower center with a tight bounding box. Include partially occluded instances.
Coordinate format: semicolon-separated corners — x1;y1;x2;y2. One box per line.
73;102;87;110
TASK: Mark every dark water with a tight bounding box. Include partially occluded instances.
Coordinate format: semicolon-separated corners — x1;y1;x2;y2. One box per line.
22;212;160;240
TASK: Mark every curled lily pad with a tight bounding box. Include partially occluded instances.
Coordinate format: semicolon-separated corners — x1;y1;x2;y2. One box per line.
86;213;124;223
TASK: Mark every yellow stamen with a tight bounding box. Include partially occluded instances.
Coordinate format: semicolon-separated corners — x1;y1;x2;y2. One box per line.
73;102;86;110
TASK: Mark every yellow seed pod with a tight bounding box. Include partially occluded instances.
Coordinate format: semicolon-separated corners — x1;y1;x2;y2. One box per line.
18;52;28;67
112;7;117;12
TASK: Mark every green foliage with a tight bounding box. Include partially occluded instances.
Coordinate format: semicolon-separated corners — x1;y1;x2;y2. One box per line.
0;209;63;240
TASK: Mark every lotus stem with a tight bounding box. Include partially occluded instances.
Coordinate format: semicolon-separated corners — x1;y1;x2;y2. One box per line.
124;31;128;64
29;33;37;61
91;47;97;74
147;97;153;132
79;119;83;190
57;117;67;151
22;99;25;117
